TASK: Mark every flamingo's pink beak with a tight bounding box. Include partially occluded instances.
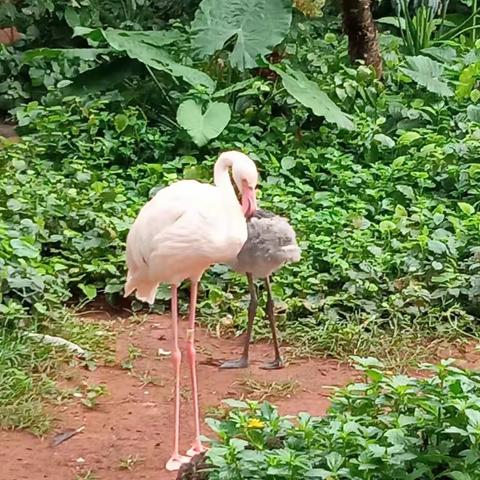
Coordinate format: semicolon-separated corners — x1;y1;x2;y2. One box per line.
241;181;257;219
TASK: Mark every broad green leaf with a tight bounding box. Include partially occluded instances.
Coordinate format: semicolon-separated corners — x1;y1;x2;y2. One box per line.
73;26;106;43
377;16;406;29
456;63;480;100
103;29;215;92
34;303;48;314
75;27;182;48
10;239;40;259
385;428;405;445
428;239;447;254
22;48;110;64
398;131;421;144
230;438;248;450
61;58;143;95
176;100;231;146
79;283;97;301
422;46;458;63
205;417;221;432
281;156;296;170
467;105;480;123
191;0;292;70
306;469;333;478
11;159;26;171
367;245;383;256
395;205;408;217
101;29;180;51
351;356;385;368
459;202;475;215
447;472;472;480
398;415;417;427
325;452;343;471
374;133;395;148
212;78;256;98
401;55;453;97
379;220;396;232
396;184;414;199
272;67;354;130
114;114;129;133
75;28;215;93
369;444;386;457
7;198;24;211
365;369;383;382
64;6;80;28
104;283;123;294
444;426;468;435
465;408;480;427
433;212;444;224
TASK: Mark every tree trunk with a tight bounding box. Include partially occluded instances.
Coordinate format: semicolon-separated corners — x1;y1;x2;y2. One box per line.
341;0;383;78
0;27;21;45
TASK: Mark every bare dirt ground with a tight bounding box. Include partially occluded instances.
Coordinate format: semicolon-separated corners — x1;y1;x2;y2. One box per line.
0;314;360;480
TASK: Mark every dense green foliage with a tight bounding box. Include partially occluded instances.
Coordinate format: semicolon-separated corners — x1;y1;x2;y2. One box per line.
4;23;480;344
205;359;480;479
2;0;480;435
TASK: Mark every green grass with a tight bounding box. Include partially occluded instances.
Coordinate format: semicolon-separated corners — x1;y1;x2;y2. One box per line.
235;378;299;402
74;471;98;480
0;330;67;434
201;310;466;372
202;297;477;371
282;318;443;370
118;454;144;471
0;308;116;434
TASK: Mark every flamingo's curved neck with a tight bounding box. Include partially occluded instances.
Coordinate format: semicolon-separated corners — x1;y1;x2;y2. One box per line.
214;153;236;194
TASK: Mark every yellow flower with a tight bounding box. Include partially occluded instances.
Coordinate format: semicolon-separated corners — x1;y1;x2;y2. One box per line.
247;418;265;429
293;0;325;17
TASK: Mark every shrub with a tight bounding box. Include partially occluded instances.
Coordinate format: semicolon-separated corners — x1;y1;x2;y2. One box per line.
3;91;480;350
0;97;171;326
204;358;480;479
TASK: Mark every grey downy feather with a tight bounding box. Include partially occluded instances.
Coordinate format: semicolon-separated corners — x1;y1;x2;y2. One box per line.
229;209;301;279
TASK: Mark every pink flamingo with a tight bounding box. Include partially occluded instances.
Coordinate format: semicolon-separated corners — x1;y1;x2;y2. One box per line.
124;151;258;471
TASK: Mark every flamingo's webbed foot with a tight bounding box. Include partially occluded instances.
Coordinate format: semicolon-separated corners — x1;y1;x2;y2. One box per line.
186;439;207;457
166;454;190;471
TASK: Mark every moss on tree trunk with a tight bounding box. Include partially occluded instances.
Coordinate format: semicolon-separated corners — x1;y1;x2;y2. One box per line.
341;0;383;78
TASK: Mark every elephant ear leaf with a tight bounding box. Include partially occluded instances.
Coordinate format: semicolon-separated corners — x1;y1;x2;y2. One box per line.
401;55;453;97
191;0;292;71
272;67;354;130
74;27;215;93
176;100;231;146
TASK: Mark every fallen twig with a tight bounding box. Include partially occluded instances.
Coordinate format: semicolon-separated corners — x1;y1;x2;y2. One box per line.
24;332;87;357
52;426;85;447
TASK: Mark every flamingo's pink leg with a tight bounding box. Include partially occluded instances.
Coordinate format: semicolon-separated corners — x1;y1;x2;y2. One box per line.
186;281;206;457
166;285;190;471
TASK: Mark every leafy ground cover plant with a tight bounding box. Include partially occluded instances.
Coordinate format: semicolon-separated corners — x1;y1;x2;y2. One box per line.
4;0;480;433
3;61;480;362
203;358;480;479
0;307;115;433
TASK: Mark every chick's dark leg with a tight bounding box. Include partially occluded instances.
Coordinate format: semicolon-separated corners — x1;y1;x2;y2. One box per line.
260;276;284;370
220;273;257;369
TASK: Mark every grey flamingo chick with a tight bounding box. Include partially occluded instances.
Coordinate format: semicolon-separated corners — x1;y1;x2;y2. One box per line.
221;209;301;370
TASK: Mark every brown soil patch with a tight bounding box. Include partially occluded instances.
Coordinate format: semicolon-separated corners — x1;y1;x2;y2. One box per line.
0;314;358;480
